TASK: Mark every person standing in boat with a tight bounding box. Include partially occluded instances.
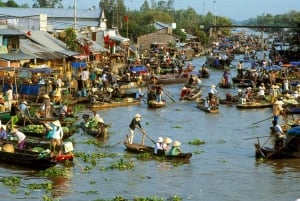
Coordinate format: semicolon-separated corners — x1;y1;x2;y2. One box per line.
271;120;285;151
273;99;284;122
127;113;143;144
48;120;64;157
10;101;19;128
42;94;51;118
154;137;164;155
257;83;266;99
19;101;30;117
6;85;13;111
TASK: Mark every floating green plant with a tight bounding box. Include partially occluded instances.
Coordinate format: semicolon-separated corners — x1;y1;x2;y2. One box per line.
217;139;226;144
27;182;52;191
172;124;182;128
188;139;205;145
106;158;134;170
0;176;21;187
38;167;68;177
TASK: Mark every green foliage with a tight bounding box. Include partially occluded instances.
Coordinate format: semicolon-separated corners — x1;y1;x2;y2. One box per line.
32;0;63;8
188;138;206;145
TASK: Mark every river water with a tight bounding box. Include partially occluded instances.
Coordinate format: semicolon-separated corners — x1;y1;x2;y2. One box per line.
1;55;300;201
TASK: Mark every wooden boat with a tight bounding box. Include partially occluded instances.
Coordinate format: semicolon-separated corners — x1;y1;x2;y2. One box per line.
79;122;109;138
236;100;273;109
17;125;77;140
285;104;300;114
124;142;192;160
87;98;140;109
196;101;219;113
148;74;188;85
0;144;57;169
0;138;74;163
255;131;300;159
147;100;166;108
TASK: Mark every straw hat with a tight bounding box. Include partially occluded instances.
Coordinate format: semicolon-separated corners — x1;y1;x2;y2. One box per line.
163;137;172;144
10;128;18;134
51;120;61;127
158;137;163;143
1;125;6;131
44;122;53;130
297;84;300;88
135;113;142;118
274;100;281;105
22;101;28;105
211;85;216;88
43;94;50;99
237;89;242;93
96;117;104;123
173;140;181;147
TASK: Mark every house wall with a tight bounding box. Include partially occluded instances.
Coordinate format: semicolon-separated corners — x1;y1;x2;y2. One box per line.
137;29;176;51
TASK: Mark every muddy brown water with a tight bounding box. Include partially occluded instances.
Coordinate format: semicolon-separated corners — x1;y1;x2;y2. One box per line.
1;55;300;201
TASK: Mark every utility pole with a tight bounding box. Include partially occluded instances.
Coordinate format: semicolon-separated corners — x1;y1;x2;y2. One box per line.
74;0;77;31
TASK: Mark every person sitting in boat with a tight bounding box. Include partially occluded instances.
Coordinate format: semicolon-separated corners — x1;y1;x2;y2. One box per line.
245;87;253;102
187;75;195;86
199;64;209;78
135;88;144;100
10;127;26;149
166;140;182;156
162;137;172;153
154;137;164;155
127;113;143;144
0;125;7;139
180;87;192;100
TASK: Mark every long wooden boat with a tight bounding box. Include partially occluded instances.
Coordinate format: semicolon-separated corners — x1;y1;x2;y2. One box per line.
0;138;74;163
255;132;300;159
236;101;273;109
79;122;109;138
87;99;140;109
124;142;192;160
0;145;57;169
196;102;219;113
148;74;188;85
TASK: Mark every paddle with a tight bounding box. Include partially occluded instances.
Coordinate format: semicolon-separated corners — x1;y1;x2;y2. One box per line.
137;127;156;144
252;116;273;125
243;135;270;140
161;87;176;102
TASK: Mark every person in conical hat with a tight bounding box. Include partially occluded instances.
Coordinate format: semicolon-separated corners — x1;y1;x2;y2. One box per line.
48;120;63;157
162;137;172;152
167;140;182;156
42;94;51;118
154;137;164;155
10;127;26;149
127;113;143;144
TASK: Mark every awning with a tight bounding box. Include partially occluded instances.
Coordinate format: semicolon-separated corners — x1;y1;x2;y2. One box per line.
0;52;38;61
109;35;130;43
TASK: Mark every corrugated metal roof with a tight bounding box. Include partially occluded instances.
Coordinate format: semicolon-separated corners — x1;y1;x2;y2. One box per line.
25;30;79;56
0;8;100;18
0;28;24;35
20;38;64;60
0;51;37;60
77;37;109;53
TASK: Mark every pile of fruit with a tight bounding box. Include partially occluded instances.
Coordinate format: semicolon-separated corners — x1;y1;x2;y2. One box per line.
22;125;46;134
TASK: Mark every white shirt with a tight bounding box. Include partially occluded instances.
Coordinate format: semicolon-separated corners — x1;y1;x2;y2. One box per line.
258;86;265;96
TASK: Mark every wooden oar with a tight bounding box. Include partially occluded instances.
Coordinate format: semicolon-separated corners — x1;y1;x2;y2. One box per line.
243;135;270;140
137;127;156;144
252;116;273;125
161;87;176;102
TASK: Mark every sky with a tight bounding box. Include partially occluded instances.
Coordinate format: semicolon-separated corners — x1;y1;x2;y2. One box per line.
16;0;300;21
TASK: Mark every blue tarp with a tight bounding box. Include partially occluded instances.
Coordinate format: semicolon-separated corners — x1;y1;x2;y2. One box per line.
129;65;148;73
71;62;87;69
265;65;282;71
287;126;300;136
19;84;40;96
290;61;300;67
